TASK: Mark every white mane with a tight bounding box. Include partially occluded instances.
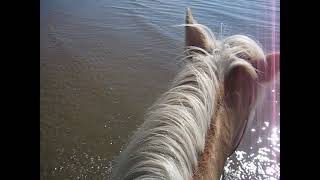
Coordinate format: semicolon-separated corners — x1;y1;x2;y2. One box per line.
111;23;265;180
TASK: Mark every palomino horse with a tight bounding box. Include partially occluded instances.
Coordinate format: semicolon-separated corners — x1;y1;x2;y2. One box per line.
112;8;279;180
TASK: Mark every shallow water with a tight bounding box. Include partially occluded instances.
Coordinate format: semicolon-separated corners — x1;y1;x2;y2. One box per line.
40;0;280;179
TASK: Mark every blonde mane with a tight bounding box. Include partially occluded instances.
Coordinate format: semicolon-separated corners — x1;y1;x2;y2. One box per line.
111;28;267;180
111;8;278;180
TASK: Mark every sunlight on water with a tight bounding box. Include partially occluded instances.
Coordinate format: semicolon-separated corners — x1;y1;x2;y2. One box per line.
49;149;113;179
223;84;280;179
223;124;280;180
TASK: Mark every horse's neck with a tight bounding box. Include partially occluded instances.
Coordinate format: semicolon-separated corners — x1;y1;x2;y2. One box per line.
192;100;233;180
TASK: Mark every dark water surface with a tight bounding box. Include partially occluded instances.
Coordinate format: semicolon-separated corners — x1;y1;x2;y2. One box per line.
40;0;279;179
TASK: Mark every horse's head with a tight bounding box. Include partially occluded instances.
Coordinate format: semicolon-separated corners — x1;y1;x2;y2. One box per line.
112;8;280;180
185;8;279;156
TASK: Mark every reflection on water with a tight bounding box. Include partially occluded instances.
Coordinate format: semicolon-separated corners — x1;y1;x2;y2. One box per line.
223;86;280;180
40;0;279;179
224;127;280;180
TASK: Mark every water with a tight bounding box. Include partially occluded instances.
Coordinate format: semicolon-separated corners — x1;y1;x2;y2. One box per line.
40;0;280;179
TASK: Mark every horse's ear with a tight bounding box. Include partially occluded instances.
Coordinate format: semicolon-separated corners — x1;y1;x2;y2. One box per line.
185;8;211;51
255;52;280;83
223;52;279;141
224;64;256;143
224;52;280;111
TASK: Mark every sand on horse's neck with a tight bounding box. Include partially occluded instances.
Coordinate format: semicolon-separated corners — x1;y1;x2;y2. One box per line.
192;87;234;180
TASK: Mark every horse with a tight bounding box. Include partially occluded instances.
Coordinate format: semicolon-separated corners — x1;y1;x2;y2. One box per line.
111;8;280;180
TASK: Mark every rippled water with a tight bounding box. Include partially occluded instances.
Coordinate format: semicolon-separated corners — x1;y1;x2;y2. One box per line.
40;0;279;179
